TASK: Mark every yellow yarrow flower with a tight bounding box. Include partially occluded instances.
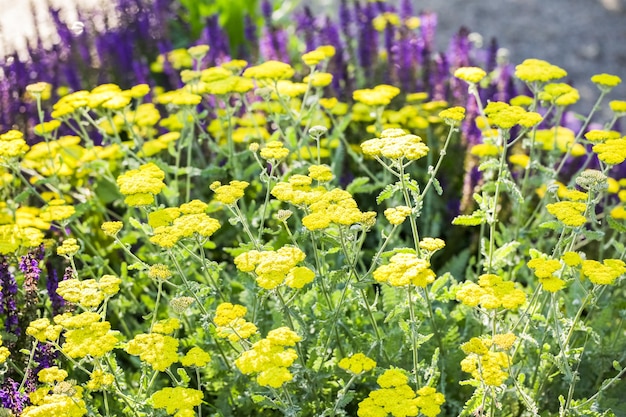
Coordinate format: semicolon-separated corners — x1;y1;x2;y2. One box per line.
101;221;123;237
454;66;487;84
353;84;400;106
419;237;446;252
0;130;30;161
243;60;295;80
592;138;626;165
338;353;376;374
584;129;621;143
116;162;166;206
151;387;203;415
210;180;249;205
26;318;63;342
373;252;436;287
581;259;626;285
234;246;309;290
591;73;621;92
303;72;333;88
86;369;115;391
38;366;68;384
57;238;80;256
125;333;179;371
361;128;429;161
308;164;333;182
180;346;211;367
456;274;526;310
515;58;567;83
384;206;412;225
301;50;326;66
438;106;466;125
235;327;301;388
260;141;290;160
546;201;587;227
609;100;626;114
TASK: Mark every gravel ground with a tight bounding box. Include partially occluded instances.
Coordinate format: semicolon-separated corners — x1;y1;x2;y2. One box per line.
415;0;626;117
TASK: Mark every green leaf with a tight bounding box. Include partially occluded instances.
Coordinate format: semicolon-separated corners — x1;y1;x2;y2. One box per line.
539;221;562;230
432;176;443;196
452;210;486;226
607;215;626;233
346;177;370;195
376;183;400;204
582;230;604;242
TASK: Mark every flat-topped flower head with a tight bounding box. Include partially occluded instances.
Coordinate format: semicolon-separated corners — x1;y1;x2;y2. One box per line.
609;100;626;115
591;73;622;92
260;141;290;160
592;137;626;165
546;201;587;227
338;353;376;374
515;58;567;83
539;83;579;107
243;60;295;80
581;259;626;285
353;84;400;106
361;128;429;161
584;129;621;143
0;130;29;161
456;274;526;310
438;106;466;126
454;66;487;84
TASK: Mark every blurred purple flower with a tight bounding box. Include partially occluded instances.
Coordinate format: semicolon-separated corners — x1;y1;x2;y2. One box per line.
0;378;29;415
0;257;20;338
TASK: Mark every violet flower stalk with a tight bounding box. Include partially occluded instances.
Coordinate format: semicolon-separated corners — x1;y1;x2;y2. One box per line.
45;263;65;316
0;378;29;415
0;257;20;338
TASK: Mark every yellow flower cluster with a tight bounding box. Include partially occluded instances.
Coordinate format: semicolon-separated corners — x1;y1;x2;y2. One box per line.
361;128;429;161
210;180;249;205
384;206;412;225
483;101;543;129
538;83;579;106
260;141;290;160
0;336;10;364
53;312;119;358
56;275;121;308
419;238;446;253
57;238;80;256
301;45;335;66
151;387;204;416
308;164;333;182
373;252;436;287
591;73;622;90
514;58;567;83
24;375;87;417
235;327;301;388
86;369;115;391
149;200;221;248
0;129;29;161
180;346;211;367
116;162;166;206
101;221;123;237
338;353;377;374
125;332;179;371
454;66;487;84
41;199;76;223
460;337;511;386
0;223;45;255
527;258;565;292
546;201;587;227
353;84;401;106
581;259;626;285
243;60;295;80
592;137;626;165
302;188;376;231
438;106;466;126
234;246;315;289
456;274;526;310
372;12;401;31
303;72;333;88
26;318;63;342
358;369;445;417
152;317;181;334
214;302;258;342
584;129;621;143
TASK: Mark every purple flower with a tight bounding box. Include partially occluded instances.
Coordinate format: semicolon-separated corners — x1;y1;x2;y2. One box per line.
0;378;29;415
296;7;317;52
0;257;20;337
46;263;65;316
